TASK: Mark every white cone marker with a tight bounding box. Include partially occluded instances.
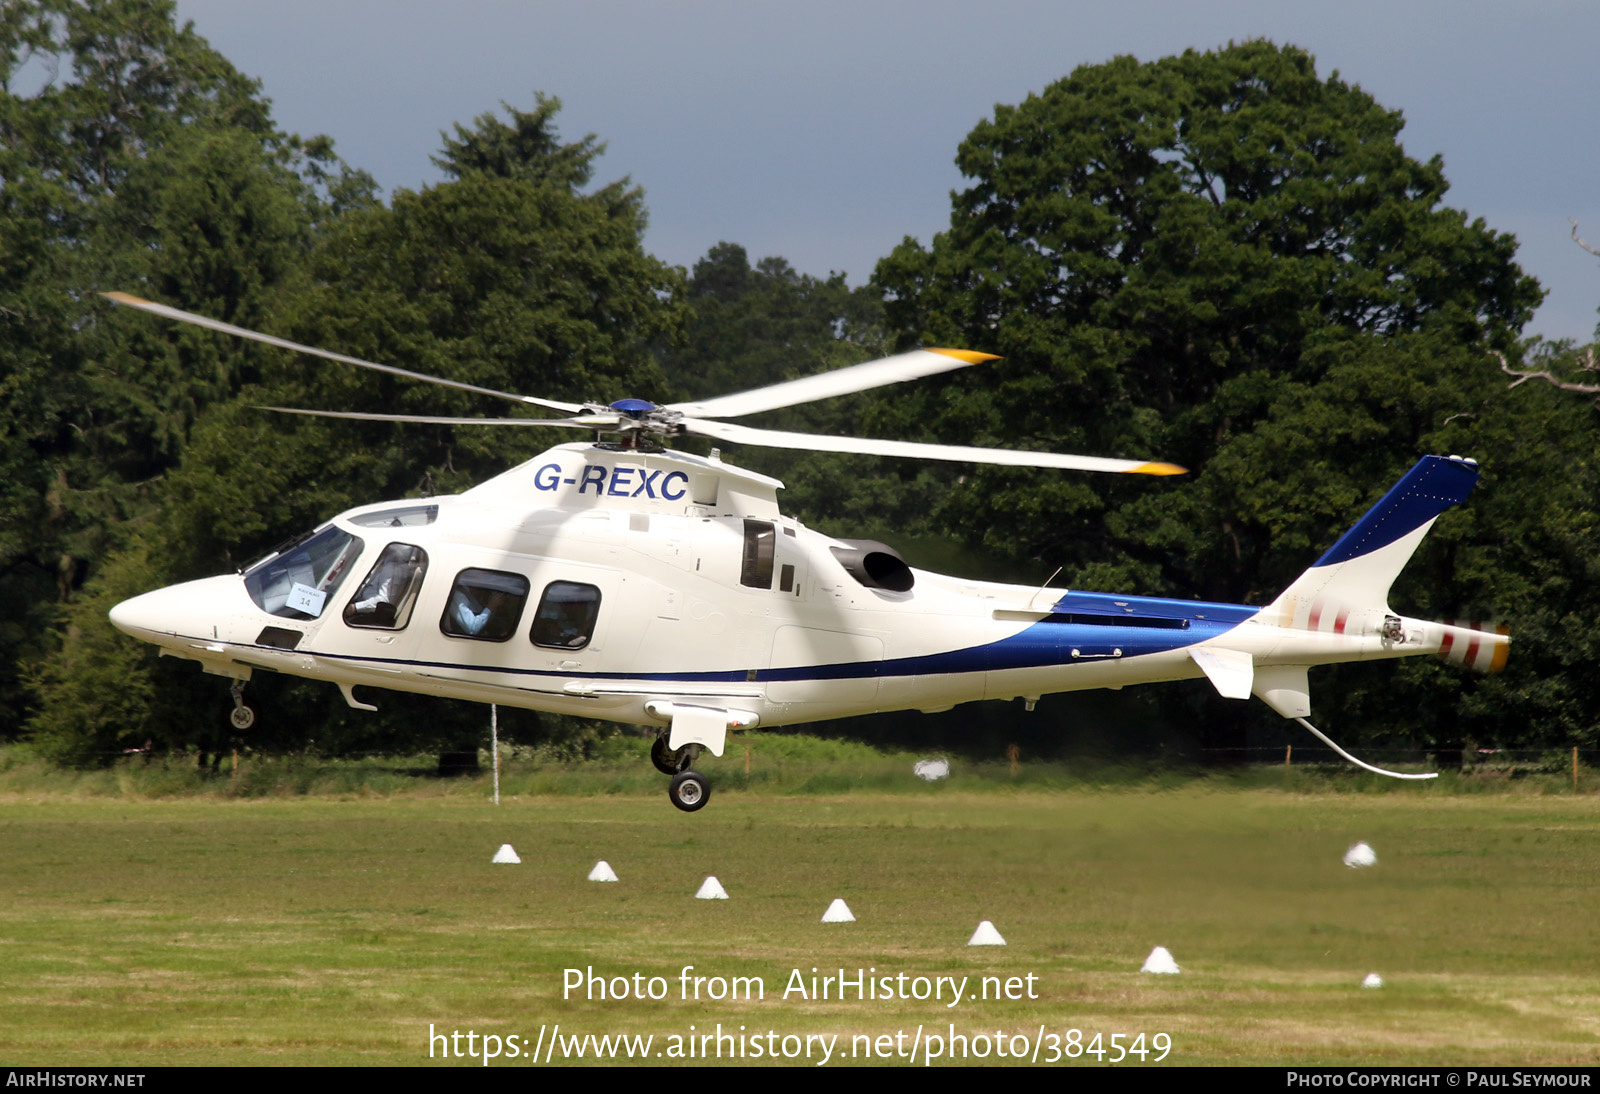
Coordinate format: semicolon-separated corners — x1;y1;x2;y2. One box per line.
968;920;1006;946
1362;973;1384;989
1141;946;1180;974
588;860;619;882
821;898;855;923
1344;842;1378;868
695;876;729;900
491;843;521;864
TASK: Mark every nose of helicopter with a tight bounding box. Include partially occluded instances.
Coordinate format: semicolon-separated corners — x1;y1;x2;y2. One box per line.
109;587;180;638
109;575;247;640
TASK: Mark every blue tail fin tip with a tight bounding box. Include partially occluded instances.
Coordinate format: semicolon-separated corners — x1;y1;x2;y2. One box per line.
1313;456;1480;568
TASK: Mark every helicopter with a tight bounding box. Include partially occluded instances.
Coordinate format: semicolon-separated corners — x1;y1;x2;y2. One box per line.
103;292;1509;811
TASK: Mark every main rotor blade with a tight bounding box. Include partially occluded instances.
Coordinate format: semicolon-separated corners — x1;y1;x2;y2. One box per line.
680;418;1187;475
101;292;586;414
668;347;1000;419
256;406;593;429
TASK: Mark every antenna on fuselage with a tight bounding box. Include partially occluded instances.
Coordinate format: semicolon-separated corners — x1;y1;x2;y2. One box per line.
1030;567;1064;611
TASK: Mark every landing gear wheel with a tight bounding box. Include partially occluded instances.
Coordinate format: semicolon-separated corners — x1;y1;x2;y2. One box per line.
668;770;711;813
228;680;254;730
651;733;687;776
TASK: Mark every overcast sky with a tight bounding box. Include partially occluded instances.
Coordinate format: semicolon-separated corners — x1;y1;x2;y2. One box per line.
174;0;1600;343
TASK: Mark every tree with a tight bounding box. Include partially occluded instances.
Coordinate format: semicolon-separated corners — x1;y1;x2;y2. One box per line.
873;41;1547;749
433;93;600;192
1489;221;1600;400
0;0;369;737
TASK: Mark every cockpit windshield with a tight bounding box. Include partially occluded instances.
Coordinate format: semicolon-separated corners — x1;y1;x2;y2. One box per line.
244;525;365;620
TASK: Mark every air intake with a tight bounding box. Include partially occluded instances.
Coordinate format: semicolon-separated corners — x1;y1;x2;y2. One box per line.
830;540;914;592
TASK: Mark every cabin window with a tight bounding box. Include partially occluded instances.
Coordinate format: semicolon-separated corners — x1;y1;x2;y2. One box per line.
343;544;429;630
530;581;602;649
440;568;529;641
244;525;365;620
741;519;775;589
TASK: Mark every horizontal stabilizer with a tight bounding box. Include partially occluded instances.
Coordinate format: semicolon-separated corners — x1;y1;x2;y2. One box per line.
1190;647;1253;699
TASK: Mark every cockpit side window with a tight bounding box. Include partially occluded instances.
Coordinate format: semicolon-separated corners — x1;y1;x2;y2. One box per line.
343;544;429;630
440;568;529;642
530;582;601;649
244;526;365;620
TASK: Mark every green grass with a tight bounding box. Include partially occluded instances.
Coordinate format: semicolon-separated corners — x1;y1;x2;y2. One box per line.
2;744;1599;1066
2;733;1585;801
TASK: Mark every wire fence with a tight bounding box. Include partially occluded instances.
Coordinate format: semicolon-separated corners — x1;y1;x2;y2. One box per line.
1198;745;1597;776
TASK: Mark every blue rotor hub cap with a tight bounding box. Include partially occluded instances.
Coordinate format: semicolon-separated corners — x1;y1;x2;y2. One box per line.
609;398;658;419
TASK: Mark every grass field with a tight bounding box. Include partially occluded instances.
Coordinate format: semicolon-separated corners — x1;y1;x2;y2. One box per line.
2;739;1598;1067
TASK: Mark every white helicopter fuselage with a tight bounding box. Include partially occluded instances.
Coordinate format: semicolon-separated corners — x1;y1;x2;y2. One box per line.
109;443;1504;765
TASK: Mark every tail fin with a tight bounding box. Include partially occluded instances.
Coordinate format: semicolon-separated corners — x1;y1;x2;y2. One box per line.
1265;455;1481;629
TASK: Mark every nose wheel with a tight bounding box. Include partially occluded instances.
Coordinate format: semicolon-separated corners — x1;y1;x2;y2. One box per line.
228;680;255;730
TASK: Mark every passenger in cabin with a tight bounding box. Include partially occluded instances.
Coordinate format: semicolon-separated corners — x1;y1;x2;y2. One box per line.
531;582;599;649
452;589;509;636
348;546;425;627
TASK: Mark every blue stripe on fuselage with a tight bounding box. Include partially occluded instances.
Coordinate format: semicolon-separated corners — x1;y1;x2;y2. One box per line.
213;597;1252;686
756;613;1244;682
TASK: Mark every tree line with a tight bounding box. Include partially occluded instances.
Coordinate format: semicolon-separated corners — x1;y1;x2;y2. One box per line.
4;1;1596;764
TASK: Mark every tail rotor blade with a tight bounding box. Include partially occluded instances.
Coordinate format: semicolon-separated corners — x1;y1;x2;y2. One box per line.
1437;619;1511;673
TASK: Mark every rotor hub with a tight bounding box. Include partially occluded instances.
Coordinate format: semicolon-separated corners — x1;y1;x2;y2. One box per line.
608;399;658;419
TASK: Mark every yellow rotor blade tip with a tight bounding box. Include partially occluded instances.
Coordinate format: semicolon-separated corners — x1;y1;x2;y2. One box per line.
926;348;1002;364
1489;637;1511;674
1131;461;1188;476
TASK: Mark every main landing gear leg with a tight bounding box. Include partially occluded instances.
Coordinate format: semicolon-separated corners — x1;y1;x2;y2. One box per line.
651;730;688;775
229;679;255;731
